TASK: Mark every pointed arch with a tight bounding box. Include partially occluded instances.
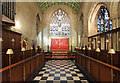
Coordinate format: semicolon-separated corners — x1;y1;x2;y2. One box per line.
49;9;70;36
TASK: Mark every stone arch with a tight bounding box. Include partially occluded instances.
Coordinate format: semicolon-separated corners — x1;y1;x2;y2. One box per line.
88;3;109;36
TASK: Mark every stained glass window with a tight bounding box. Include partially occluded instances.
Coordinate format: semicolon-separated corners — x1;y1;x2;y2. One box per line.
50;9;70;36
97;6;112;34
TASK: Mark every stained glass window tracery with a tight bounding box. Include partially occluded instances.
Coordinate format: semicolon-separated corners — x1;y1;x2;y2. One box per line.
97;6;112;34
50;9;70;36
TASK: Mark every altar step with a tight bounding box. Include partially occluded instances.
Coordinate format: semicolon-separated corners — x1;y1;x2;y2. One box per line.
52;52;68;56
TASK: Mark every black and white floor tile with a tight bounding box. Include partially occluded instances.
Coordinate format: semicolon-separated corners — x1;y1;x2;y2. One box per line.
33;60;89;83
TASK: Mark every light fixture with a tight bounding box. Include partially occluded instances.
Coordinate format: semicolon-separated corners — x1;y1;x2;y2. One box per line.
96;48;100;52
6;49;14;54
36;47;38;50
97;41;100;44
6;49;14;82
79;47;81;49
11;38;15;42
108;48;115;83
21;47;26;81
0;38;3;42
75;47;78;49
30;47;33;50
88;47;91;51
108;49;115;54
106;39;109;43
21;47;26;51
92;41;94;44
83;47;85;50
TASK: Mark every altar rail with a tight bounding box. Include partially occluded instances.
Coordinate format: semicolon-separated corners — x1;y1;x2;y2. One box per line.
0;52;45;82
75;52;120;82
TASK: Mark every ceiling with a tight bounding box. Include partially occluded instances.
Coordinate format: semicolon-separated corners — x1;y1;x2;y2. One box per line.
38;2;80;12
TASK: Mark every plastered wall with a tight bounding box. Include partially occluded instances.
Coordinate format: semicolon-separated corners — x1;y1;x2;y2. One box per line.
10;2;43;50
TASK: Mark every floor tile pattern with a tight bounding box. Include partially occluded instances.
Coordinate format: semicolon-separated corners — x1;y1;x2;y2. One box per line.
33;60;89;83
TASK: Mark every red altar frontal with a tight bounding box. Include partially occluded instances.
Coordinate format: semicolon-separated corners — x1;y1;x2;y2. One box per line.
51;38;69;50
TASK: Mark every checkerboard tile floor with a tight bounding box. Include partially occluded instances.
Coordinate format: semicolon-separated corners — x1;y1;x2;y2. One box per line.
33;60;89;83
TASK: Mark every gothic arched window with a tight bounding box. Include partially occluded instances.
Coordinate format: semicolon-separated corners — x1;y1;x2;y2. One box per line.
50;9;70;36
97;6;112;34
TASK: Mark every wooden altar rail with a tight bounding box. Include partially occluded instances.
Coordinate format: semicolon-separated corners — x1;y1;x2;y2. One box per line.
0;52;45;82
75;52;120;82
2;50;36;68
75;48;120;68
88;27;120;38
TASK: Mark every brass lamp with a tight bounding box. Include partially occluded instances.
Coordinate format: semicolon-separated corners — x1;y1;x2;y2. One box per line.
96;48;100;52
30;47;33;56
79;47;81;50
83;47;85;50
76;46;78;49
88;47;91;51
30;47;33;50
6;49;14;82
21;47;26;81
91;41;94;44
97;41;100;44
0;38;3;42
108;49;115;65
6;49;14;54
88;47;91;57
96;48;100;60
106;39;109;43
108;49;115;82
11;39;15;42
36;47;38;54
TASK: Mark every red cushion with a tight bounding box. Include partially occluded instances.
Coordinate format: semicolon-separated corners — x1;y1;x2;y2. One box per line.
69;57;75;59
45;57;51;59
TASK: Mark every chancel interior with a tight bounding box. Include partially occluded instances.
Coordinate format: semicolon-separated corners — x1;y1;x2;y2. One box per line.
0;1;120;83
